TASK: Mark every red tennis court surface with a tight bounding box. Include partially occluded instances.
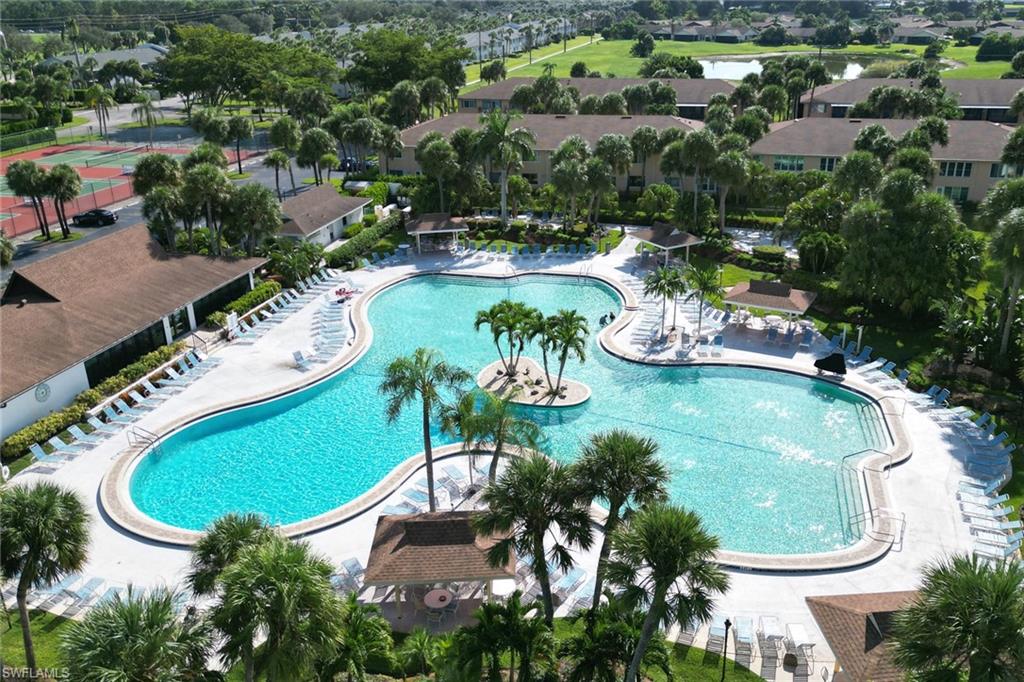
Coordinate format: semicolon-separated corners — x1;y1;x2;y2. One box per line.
0;143;253;238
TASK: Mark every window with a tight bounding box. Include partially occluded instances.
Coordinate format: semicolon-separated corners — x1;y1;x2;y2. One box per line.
627;175;644;187
814;103;826;113
191;275;251;328
939;161;972;178
461;99;476;109
939;186;969;204
665;177;681;189
990;163;1023;178
389;149;402;159
773;155;804;172
699;177;718;193
522;173;538;185
830;106;848;118
84;320;167;386
819;157;839;172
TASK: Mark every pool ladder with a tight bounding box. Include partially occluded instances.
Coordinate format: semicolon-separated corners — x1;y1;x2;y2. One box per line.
127;425;163;458
835;448;898;546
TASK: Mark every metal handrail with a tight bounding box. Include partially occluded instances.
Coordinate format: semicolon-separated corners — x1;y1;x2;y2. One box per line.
127;425;159;448
840;448;893;479
879;394;908;417
185;332;208;356
850;507;907;547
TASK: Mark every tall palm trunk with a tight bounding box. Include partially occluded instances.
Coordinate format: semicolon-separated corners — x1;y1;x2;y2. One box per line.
493;336;510;373
1000;274;1021;355
533;535;555;626
693;170;701;220
697;294;706;337
661;295;667;334
235;140;243;175
273;168;281;201
540;344;553;390
422;398;437;512
437;178;446;212
287;159;296;194
625;584;667;682
555;349;570;392
17;579;35;671
243;641;254;682
718;186;729;234
500;169;509;224
590;503;620;611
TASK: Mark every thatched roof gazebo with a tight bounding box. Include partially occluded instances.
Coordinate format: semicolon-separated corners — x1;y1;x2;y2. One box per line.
364;511;515;631
405;213;470;254
632;222;704;265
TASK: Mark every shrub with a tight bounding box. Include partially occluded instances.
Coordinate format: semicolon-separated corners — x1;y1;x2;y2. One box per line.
2;342;186;460
324;212;402;268
205;310;228;328
357;181;389;207
344;223;364;239
752;245;787;264
362;214;378;227
797;231;847;274
224;280;282;316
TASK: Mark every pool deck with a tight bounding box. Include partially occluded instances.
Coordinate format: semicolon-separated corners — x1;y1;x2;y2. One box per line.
8;238;988;674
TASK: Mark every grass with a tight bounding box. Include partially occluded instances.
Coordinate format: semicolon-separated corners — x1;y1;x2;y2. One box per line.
58;115;89;129
940;45;1011;79
226;171;252;180
462;35;599;90
2;609;76;671
30;231;83;243
117;117;187;130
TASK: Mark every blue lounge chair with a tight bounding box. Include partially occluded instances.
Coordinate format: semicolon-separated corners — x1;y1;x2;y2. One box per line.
840;341;857;357
799;328;814;348
103;405;135;424
47;435;85;455
823;336;841;353
532;243;542;255
343;558;365;579
381;501;418;515
443;464;468;481
781;328;796;347
68;424;104;446
546;245;557;255
930;388;951;407
62;577;105;618
128;389;162;408
32;574;81;609
143;378;179;396
556;244;566;255
87;416;121;435
893;369;910;384
568;244;579;256
114;398;145;418
766;327;778;344
403;488;431;504
29;443;65;464
848;345;873;365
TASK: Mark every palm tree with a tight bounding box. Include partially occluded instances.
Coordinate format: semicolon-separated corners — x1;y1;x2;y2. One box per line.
475;300;535;376
573;431;668;612
143;184;183;249
183;162;232;255
684;263;724;338
560;600;674;682
643;267;683;336
460;600;509;679
475;454;594;625
629;126;661;191
131;94;163;147
227;115;254;175
263;150;290;200
319;592;396;681
213;534;343;682
45;164;81;238
269;115;301;193
188;513;274;598
380;348;470;512
606;503;729;682
376;124;403;176
890;554;1024;679
229;183;282;256
476;111;536;225
991;207;1024;355
709;150;750;234
502;590;556;682
398;627;435;677
682;129;718;220
60;588;212;681
448;389;542;482
1;482;89;672
5;160;51;239
547;309;589;394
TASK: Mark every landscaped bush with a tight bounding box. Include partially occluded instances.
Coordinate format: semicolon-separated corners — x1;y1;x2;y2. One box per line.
224;280;282;316
357;181;388;208
752;245;787;264
205;310;228;328
726;213;784;231
324;212;402;268
797;231;847;274
344;223;364;239
362;214;378;227
2;342;186;460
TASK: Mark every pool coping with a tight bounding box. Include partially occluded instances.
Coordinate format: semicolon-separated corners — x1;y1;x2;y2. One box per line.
100;268;911;573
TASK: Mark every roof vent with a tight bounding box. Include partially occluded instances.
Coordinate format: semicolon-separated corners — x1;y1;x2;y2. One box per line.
554;114;567;119
18;299;27;308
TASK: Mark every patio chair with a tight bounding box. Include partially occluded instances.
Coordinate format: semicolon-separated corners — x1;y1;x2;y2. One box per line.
426;609;444;627
31;574;81;610
68;424;104;446
568;244;579;256
798;327;814;348
128;389;163;408
143;378;180;396
971;518;1022;534
706;615;729;652
102;405;136;424
87;416;122;435
848;345;873;366
48;435;86;455
29;443;66;464
959;476;1006;496
293;350;311;372
733;616;754;654
975;529;1024;549
711;335;724;357
114;398;146;417
766;327;778;344
780;328;796;347
822;335;841;353
974;543;1020;561
960;494;1011;512
61;577;105;618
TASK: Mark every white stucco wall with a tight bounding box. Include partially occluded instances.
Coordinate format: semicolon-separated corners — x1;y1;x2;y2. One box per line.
1;362;90;439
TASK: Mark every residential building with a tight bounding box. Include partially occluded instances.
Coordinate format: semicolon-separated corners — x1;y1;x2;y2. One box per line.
460;20;573;64
390;113;703;192
799;78;1024;123
750;118;1017;203
0;225;265;438
280;185;371;247
458;77;736;119
42;43;168;70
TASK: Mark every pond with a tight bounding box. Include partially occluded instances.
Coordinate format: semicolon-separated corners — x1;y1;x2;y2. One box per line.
699;53;892;80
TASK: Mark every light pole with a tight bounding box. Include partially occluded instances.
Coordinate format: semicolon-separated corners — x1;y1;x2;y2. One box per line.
720;618;732;682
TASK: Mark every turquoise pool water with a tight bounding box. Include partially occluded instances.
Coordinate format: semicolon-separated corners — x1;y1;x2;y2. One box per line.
130;275;887;554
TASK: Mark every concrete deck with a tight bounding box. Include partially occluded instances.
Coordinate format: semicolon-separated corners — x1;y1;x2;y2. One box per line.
6;236;996;677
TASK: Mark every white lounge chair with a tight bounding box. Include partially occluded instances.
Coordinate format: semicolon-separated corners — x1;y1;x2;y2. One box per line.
87;416;121;435
29;443;66;464
293;350;311;371
128;389;163;408
960;493;1010;510
68;425;104;446
974;543;1020;561
47;436;85;455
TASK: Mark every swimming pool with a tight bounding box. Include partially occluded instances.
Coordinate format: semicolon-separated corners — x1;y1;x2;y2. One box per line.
130;274;889;554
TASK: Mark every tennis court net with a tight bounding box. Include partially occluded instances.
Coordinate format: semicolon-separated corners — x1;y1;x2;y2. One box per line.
83;144;150;168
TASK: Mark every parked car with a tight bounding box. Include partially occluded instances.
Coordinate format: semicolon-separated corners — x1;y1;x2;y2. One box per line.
71;209;118;226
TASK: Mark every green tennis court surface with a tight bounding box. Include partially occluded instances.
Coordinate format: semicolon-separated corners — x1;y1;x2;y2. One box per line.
0;212;16;220
0;176;126;197
34;147;184;168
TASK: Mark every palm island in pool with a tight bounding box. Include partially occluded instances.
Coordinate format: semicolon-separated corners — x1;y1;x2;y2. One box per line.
129;274;889;556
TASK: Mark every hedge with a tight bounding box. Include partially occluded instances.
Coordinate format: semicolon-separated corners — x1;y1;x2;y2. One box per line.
324;212;402;268
225;280;282;316
751;245;787;263
2;342;186;460
357;181;388;208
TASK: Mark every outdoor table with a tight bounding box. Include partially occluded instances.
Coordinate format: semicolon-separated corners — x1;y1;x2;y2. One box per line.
765;314;784;327
424;588;455;610
397;243;411;258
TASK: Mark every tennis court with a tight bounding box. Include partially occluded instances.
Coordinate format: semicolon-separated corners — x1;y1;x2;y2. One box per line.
33;145;185;168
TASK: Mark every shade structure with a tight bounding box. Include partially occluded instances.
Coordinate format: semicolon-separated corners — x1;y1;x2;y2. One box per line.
723;279;817;316
632;222;704;265
814;352;847;376
405;213;470;253
363;511;515;587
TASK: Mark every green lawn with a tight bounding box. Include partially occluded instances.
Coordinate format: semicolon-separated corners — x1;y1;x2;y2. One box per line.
940;45;1011;78
463;35;598;87
2;609;76;671
117;117;187;130
30;231;83;243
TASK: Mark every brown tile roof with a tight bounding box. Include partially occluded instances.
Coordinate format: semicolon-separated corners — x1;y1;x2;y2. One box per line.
464;77;736;105
401;113;702;151
406;213;469;235
280;184;370;237
801;78;1024;107
632;224;704;250
806;591;918;682
750;118;1015;163
723;280;817;314
0;225;265;400
363;511;515;586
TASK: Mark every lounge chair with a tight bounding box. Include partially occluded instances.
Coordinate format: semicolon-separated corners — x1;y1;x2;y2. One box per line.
873;361;896;376
128;389;163;408
532;244;542;256
443;465;468;482
114;398;145;418
87;416;121;435
733;616;754;653
974;543;1020;561
48;436;85;455
961;502;1014;520
342;558;365;580
822;336;841;354
711;335;724;357
706;615;729;652
381;501;418;515
61;577;104;618
28;443;66;464
143;378;179;397
187;350;222;368
840;340;857;357
971;518;1022;533
798;328;814;348
102;405;135;424
959;493;1010;510
780;328;796;347
31;574;81;609
766;327;778;344
959;477;1006;496
970;431;1010;448
156;367;190;388
293;350;311;372
975;529;1024;548
848;345;873;365
68;425;104;446
402;488;431;506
